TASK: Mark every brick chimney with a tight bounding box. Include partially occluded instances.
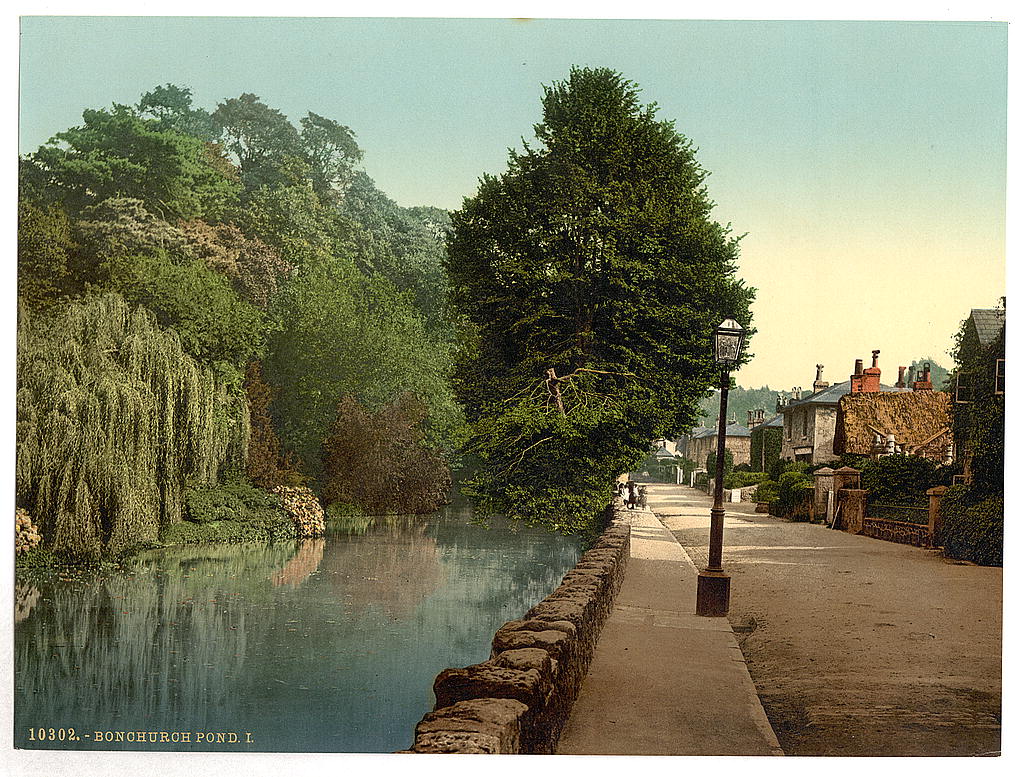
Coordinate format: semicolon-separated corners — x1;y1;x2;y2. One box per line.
862;350;882;393
896;365;906;389
913;362;933;392
747;408;765;429
850;358;865;393
813;364;829;393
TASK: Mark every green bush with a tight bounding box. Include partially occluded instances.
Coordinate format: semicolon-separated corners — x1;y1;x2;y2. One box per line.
861;455;948;507
724;471;768;489
706;449;734;480
164;476;296;545
773;470;814;520
751;481;779;504
940;485;1003;566
183;475;284;521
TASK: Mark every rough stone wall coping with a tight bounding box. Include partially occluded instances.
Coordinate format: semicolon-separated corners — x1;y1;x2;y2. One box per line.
407;505;631;754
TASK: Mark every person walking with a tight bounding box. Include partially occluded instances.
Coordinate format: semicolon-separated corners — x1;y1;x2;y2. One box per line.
626;481;638;510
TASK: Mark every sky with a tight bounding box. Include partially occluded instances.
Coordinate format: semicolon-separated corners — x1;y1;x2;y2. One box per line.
16;13;1008;392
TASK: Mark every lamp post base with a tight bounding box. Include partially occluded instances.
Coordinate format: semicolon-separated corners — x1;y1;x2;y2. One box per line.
696;569;731;617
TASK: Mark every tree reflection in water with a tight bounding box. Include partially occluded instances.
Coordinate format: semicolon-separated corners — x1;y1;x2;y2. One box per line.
14;506;581;752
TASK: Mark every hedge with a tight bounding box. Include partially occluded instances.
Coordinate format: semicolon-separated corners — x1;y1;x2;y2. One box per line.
939;484;1003;566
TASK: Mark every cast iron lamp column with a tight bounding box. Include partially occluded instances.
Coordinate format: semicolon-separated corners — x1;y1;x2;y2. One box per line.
696;318;745;617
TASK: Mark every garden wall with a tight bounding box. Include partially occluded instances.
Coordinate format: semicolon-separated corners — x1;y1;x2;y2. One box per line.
404;504;631;754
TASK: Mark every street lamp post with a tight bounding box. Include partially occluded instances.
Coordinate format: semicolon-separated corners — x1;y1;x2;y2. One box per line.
696;318;745;617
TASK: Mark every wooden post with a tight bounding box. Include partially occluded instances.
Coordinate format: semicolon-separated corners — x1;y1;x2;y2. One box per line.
927;486;948;548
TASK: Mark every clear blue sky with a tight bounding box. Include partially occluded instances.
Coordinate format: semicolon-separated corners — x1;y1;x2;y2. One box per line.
18;16;1008;390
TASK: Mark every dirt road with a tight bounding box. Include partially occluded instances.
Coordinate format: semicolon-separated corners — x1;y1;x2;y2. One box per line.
646;484;1002;756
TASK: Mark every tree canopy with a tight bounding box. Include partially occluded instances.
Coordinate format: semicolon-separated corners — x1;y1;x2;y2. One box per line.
18;83;467;552
448;66;754;533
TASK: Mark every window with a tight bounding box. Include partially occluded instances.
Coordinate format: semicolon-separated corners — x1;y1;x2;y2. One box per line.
802;408;808;438
995;359;1005;395
954;372;972;404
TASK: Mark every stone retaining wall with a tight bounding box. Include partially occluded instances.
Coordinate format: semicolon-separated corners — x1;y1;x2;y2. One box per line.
405;504;631;754
861;516;933;548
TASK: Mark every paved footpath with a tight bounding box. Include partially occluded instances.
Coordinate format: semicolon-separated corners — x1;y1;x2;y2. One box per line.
651;483;1003;757
556;495;783;756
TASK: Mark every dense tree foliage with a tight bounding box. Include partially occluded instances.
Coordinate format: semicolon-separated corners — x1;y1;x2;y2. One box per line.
322;394;452;515
27;105;239;220
697;385;781;429
18;83;466;553
448;67;754;532
16;295;249;558
17;199;74;308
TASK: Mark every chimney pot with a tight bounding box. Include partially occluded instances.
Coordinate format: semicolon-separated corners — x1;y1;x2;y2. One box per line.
871;350;880;369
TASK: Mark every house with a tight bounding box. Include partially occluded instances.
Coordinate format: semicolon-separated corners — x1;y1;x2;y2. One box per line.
833;362;954;462
778;354;906;464
950;307;1005;490
683;420;752;467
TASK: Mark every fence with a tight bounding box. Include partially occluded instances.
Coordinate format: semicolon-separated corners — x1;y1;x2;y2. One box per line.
866;503;929;525
838;486;947;549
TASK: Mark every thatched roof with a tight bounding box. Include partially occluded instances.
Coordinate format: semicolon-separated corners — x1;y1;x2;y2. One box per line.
834;391;953;461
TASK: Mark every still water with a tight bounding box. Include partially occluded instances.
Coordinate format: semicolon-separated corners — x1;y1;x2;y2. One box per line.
14;506;582;753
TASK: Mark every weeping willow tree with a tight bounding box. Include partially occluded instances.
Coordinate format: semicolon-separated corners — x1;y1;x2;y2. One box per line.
16;293;249;557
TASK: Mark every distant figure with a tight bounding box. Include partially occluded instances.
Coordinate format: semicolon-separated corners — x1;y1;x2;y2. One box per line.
626;481;638;510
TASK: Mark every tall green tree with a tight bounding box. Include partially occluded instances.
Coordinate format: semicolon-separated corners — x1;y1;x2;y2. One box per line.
300;111;362;199
137;83;218;142
26;105;239;221
212;93;305;191
448;67;754;532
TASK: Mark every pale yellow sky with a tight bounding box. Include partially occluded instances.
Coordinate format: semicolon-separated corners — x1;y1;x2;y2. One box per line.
729;196;1005;389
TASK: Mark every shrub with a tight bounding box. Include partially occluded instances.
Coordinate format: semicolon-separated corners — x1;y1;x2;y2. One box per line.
751;481;779;504
166;475;295;545
767;457;788;481
861;455;944;507
940;485;1003;566
724;471;768;489
774;470;814;520
322;393;452;515
706;449;735;480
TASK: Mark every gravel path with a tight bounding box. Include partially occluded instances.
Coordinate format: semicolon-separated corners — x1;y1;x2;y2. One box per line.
647;484;1002;757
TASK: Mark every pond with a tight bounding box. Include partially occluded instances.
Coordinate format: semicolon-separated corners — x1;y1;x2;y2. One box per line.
13;506;582;753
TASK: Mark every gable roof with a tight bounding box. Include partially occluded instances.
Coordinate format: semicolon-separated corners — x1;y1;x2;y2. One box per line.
752;413;783;431
782;379;906;410
687;423;751;439
970;308;1005;347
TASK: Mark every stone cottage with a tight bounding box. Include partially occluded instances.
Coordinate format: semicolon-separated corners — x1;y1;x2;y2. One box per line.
683;420;752;468
778;354;906;464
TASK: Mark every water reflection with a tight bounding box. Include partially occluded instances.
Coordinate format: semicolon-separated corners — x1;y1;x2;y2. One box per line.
14;506;581;752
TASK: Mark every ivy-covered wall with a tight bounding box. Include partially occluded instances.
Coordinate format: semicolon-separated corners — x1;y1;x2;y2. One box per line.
943;306;1004;565
750;426;783;474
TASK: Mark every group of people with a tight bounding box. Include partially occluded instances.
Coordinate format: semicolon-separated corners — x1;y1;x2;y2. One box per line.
615;480;643;510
